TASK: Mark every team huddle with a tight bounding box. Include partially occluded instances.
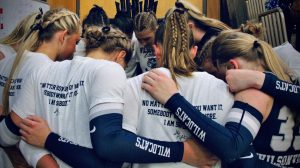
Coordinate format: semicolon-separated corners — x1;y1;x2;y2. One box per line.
0;0;300;168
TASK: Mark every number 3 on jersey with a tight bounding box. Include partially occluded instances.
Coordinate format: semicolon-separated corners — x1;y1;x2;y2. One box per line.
271;106;300;151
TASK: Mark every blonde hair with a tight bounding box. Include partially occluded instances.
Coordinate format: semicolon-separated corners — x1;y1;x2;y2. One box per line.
212;31;300;123
134;12;157;32
85;26;132;64
0;13;39;45
176;0;230;31
162;9;197;84
196;22;264;68
2;8;80;115
211;31;291;82
238;21;264;40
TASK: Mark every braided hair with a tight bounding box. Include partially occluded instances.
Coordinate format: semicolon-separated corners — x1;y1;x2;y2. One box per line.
85;26;132;64
2;8;81;115
162;8;197;85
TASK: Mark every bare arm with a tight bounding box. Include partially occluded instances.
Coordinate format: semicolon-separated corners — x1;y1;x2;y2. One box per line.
36;154;59;168
226;69;300;109
13;112;58;168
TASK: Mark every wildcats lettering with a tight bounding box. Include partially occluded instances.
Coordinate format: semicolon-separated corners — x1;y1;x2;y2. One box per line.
135;137;170;158
176;107;206;142
58;136;78;145
276;80;299;93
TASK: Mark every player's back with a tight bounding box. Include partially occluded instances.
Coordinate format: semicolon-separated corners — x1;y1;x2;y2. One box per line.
0;49;52;109
30;56;124;146
123;67;234;168
253;100;300;167
14;56;126;168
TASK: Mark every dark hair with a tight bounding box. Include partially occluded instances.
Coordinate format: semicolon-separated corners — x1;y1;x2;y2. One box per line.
154;21;165;45
82;5;109;35
111;11;134;39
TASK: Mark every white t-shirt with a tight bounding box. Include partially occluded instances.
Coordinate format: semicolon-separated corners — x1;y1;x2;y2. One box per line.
0;44;15;61
123;68;234;168
74;39;86;57
0;49;52;109
125;34;156;78
274;42;300;81
0;50;52;167
0;44;16;108
12;56;126;168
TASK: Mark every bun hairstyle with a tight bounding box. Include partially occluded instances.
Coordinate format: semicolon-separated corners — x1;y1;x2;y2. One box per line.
239;21;264;40
85;26;132;64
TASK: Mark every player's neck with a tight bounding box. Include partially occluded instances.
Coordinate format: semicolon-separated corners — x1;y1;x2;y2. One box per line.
87;48;113;61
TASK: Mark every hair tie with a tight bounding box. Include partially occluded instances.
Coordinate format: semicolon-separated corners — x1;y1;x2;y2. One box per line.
29;8;44;32
25;9;43;40
253;40;260;48
30;23;42;31
36;8;43;19
30;8;44;31
102;26;110;33
175;2;185;9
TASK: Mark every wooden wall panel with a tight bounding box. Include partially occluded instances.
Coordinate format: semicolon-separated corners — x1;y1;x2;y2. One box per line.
46;0;221;21
79;0;202;19
47;0;76;13
207;0;220;19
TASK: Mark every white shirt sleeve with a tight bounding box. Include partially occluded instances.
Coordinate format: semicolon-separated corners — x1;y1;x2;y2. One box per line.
122;78;140;134
11;74;35;119
19;140;50;168
89;63;127;120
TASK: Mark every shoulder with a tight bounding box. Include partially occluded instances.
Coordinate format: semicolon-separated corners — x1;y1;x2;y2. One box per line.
90;60;127;84
0;44;14;52
24;51;51;63
193;71;229;88
0;44;16;60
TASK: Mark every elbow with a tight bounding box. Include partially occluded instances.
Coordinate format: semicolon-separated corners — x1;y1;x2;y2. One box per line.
221;153;241;164
0;121;20;146
211;139;245;163
92;133;120;161
92;138;112;160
